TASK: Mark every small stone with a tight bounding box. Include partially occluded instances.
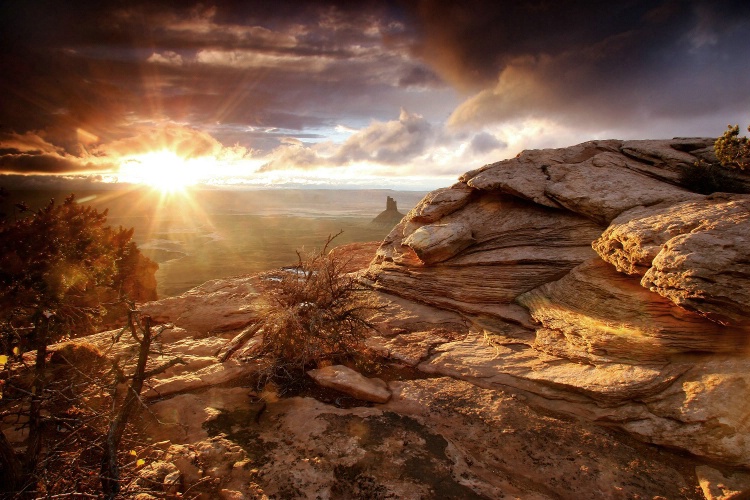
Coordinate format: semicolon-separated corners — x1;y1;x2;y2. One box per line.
307;365;391;403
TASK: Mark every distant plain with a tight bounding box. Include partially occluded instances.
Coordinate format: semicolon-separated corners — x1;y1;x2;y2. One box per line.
2;188;425;297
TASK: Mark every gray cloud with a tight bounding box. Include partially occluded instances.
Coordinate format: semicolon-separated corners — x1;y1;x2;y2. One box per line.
469;132;506;155
408;0;750;133
334;109;432;164
0;153;103;174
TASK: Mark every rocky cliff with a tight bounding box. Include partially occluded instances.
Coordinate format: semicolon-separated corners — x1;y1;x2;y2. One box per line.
15;138;750;498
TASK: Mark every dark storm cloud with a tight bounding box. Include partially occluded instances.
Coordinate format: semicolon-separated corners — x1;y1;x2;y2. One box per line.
0;131;101;174
398;65;443;89
0;153;100;174
405;0;750;130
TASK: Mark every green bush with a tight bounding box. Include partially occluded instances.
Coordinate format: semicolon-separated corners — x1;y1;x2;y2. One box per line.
715;124;750;170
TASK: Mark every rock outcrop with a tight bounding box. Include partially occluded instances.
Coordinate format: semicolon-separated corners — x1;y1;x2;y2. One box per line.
371;195;405;227
594;194;750;326
365;138;750;469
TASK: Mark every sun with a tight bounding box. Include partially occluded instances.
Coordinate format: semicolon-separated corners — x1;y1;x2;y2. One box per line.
118;150;206;193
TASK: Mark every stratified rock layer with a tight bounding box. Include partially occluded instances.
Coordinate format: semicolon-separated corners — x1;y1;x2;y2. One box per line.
594;194;750;326
367;191;603;325
366;138;750;467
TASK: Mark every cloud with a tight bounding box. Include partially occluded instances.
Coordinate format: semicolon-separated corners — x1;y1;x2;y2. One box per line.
411;0;750;134
0;131;109;174
397;65;444;89
259;140;325;172
256;109;513;180
0;131;64;155
0;153;105;174
469;132;506;155
147;51;184;66
335;109;432;164
258;109;437;172
3;0;749;189
98;125;226;158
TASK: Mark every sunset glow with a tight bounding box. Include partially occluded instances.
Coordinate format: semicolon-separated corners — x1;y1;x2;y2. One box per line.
118;151;211;192
0;1;748;191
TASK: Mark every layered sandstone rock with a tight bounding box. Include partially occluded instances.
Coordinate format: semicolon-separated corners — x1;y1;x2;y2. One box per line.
365;137;750;468
594;194;750;326
367;191;603;325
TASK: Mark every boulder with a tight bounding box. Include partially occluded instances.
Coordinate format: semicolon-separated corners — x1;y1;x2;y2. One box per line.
307;365;391;403
403;221;474;264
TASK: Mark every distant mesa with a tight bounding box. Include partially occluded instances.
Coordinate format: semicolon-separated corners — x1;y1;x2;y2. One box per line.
371;196;405;227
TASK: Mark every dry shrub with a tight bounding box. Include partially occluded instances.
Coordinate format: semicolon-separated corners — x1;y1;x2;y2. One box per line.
252;233;382;383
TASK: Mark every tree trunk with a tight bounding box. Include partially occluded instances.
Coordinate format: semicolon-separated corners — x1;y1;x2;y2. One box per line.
24;316;49;477
100;315;152;499
0;430;22;493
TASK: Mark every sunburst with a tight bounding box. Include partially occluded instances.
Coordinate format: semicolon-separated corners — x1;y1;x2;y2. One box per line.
118;150;210;193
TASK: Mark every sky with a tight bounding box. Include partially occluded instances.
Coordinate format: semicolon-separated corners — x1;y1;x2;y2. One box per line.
1;0;749;191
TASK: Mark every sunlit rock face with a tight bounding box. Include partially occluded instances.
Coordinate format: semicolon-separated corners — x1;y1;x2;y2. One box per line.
369;190;603;325
365;138;750;466
594;194;750;326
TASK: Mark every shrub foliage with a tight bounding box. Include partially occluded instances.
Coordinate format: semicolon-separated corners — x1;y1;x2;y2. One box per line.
0;192;160;496
715;124;750;170
251;233;381;382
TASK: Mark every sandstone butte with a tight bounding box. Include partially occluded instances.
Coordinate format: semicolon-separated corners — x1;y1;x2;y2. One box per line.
11;137;750;499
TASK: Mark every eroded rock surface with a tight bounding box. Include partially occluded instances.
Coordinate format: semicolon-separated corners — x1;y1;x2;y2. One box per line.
140;275;260;335
364;138;750;468
594;194;750;326
367;191;603;325
517;259;746;363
